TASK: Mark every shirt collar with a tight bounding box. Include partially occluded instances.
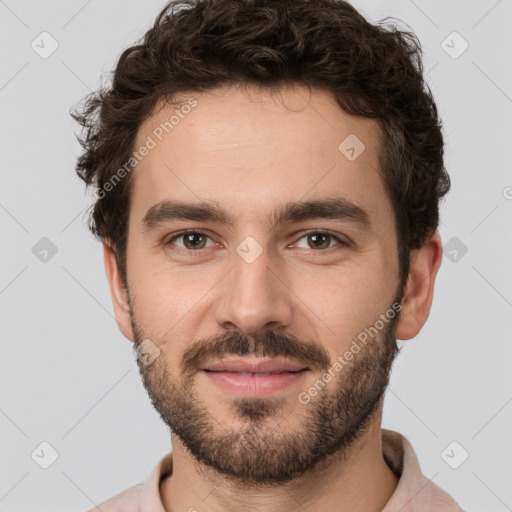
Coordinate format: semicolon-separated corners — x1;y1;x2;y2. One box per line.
139;429;461;511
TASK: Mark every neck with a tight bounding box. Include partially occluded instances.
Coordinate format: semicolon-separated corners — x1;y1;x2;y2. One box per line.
160;420;399;512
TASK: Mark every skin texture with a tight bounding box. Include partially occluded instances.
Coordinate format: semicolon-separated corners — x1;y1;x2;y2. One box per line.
104;84;443;511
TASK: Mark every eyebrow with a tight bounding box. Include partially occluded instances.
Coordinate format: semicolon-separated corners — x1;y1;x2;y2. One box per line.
141;197;372;232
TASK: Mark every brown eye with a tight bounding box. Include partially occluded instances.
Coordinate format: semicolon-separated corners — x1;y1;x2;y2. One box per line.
307;233;332;249
182;232;207;249
294;231;346;251
166;231;213;250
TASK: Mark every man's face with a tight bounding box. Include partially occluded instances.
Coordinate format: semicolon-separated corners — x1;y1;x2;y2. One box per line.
121;85;403;484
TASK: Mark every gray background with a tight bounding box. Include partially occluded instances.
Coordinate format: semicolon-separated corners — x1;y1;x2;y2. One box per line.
0;0;511;510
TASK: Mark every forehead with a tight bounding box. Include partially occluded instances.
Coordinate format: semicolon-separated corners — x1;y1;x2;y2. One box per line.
130;84;391;227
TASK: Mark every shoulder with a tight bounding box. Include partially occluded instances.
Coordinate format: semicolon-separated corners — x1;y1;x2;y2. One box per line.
430;483;465;511
86;483;143;512
381;429;464;511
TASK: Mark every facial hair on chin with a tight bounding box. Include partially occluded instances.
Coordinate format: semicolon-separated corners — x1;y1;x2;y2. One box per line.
129;294;402;487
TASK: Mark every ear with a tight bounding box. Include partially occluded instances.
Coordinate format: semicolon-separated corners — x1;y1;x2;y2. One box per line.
395;231;443;340
103;241;134;342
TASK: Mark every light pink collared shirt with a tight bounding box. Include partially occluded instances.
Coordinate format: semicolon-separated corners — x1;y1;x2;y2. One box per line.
87;429;463;511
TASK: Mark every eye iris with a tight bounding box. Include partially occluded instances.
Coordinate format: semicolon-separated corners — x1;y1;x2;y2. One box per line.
308;233;330;249
184;233;206;249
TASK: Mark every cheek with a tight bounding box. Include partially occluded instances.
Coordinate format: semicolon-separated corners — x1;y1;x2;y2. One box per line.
294;261;394;352
128;252;219;346
128;253;181;327
133;276;195;325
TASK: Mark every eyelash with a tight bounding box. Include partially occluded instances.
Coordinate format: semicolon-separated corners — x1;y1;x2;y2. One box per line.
164;229;349;254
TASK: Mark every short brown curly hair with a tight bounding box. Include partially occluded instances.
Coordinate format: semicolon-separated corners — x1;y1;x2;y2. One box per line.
71;0;450;288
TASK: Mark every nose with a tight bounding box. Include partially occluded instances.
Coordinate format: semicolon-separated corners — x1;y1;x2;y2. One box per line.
214;244;293;336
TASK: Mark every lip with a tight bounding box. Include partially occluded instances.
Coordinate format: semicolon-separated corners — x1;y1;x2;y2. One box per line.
201;358;309;396
202;357;308;373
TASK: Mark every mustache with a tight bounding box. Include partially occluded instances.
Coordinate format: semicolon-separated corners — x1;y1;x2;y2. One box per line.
181;330;331;378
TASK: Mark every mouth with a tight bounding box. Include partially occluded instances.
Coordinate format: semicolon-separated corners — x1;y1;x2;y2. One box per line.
202;357;309;373
200;358;310;396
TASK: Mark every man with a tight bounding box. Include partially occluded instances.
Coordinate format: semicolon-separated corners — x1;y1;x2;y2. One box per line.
72;0;463;510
